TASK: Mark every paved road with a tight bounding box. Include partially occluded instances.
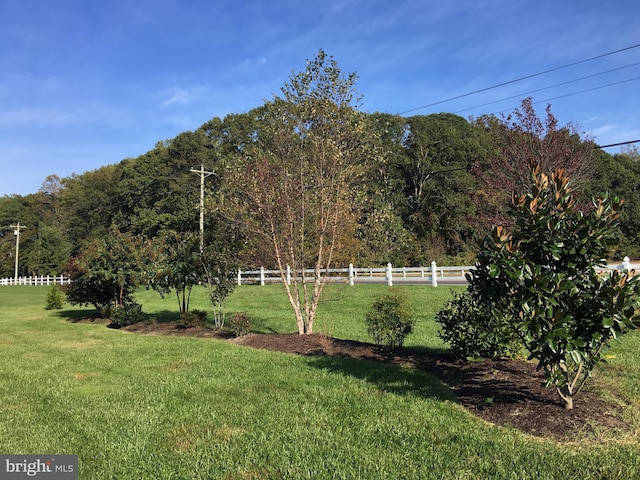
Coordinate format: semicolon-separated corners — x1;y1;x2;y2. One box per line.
247;276;470;287
349;276;469;286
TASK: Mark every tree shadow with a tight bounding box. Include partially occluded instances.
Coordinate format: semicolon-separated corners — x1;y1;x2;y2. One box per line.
54;308;99;322
146;310;180;323
245;315;289;334
304;350;457;402
54;307;180;324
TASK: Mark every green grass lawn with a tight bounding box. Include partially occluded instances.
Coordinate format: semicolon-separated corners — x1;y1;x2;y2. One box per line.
0;285;639;479
138;283;460;349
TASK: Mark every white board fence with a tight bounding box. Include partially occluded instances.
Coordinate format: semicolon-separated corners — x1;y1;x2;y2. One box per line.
236;262;466;287
0;275;72;286
2;258;636;287
237;258;640;287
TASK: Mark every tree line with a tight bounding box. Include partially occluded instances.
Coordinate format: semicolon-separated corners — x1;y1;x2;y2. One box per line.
2;54;640;281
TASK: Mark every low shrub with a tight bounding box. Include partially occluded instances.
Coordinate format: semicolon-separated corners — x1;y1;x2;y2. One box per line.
100;304;113;320
229;311;252;337
364;289;414;352
45;284;66;310
109;302;146;328
179;309;208;328
436;290;521;360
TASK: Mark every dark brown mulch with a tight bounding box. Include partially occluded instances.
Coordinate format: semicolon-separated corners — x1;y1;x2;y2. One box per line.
121;321;235;339
75;318;632;441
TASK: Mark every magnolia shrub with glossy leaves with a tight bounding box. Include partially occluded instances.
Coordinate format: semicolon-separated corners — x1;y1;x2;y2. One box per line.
445;161;640;410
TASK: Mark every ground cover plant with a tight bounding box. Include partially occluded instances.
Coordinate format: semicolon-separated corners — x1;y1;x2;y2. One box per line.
0;285;639;479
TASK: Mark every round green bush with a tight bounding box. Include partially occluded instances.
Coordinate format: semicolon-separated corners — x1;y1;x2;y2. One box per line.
364;289;415;352
45;284;66;310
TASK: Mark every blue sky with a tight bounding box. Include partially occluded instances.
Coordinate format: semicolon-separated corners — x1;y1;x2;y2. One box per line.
1;0;639;196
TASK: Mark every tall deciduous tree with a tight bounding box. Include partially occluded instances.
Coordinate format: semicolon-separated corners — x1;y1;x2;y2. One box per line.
27;223;72;275
0;194;41;276
358;113;420;265
60;165;122;249
402;113;485;260
223;50;374;334
472;98;597;228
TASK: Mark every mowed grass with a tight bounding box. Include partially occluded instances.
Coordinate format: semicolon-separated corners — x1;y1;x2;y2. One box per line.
0;285;638;479
138;283;459;349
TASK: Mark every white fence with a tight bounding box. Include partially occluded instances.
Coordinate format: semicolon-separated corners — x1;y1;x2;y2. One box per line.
0;275;72;286
0;265;467;288
237;258;640;287
2;258;637;287
237;262;476;287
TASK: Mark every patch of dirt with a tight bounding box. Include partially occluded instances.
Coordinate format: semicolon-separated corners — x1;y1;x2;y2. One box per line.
73;318;632;440
122;321;235;339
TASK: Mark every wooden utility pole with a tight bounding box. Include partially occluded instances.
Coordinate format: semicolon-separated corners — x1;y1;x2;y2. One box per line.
10;223;26;280
190;165;214;252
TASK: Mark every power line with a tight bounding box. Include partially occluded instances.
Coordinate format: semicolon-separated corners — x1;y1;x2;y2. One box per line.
490;76;640;116
598;140;640;149
398;42;640;115
454;62;640;114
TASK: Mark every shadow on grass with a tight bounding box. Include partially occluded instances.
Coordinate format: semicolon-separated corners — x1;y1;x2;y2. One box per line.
54;307;181;324
305;351;456;402
54;308;99;322
246;316;292;335
146;310;180;323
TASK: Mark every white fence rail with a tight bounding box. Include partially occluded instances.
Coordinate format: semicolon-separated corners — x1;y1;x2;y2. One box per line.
2;258;637;287
237;258;640;287
237;262;480;287
0;275;71;286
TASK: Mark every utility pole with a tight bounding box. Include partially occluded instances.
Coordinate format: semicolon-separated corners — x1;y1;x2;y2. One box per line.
190;165;214;252
10;223;26;281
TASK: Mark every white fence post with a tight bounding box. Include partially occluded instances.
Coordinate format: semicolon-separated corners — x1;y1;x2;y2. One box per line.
237;270;242;286
431;261;438;287
348;263;354;286
286;265;291;285
386;262;393;286
260;267;265;286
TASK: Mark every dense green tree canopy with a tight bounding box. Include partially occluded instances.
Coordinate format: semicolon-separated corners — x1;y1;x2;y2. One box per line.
402;113;486;260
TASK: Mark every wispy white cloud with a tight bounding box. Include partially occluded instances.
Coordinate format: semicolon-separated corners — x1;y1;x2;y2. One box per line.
237;57;268;69
590;123;640;147
159;86;204;108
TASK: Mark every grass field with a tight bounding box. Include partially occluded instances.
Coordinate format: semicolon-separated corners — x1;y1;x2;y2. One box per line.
0;284;639;479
